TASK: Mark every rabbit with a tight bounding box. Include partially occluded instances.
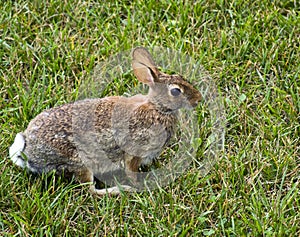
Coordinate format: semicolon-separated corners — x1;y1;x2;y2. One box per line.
9;47;202;195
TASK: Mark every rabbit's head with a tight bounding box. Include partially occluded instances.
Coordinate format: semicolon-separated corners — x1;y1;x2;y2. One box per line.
132;47;202;113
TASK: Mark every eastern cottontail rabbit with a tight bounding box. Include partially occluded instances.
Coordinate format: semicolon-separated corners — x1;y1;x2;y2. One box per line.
9;47;202;195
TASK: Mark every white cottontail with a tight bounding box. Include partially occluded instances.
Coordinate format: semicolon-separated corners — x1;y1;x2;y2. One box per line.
9;47;202;195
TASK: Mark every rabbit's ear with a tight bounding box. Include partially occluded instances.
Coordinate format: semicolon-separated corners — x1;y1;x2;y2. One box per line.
132;47;159;85
132;61;156;85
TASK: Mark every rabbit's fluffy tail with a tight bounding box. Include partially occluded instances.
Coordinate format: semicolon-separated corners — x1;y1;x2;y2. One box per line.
9;133;26;168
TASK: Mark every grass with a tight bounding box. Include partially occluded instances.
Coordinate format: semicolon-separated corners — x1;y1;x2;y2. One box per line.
1;0;299;236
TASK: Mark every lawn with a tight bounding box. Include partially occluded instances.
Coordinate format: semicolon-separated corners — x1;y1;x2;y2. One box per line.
1;0;299;236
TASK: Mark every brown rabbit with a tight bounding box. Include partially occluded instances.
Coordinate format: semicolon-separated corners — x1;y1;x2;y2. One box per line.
9;47;202;195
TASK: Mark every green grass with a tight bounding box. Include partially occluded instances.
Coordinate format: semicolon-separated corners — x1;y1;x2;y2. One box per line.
1;0;299;236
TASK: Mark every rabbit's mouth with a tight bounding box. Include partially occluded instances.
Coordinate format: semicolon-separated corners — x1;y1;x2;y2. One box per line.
184;103;196;110
191;101;200;108
191;100;200;108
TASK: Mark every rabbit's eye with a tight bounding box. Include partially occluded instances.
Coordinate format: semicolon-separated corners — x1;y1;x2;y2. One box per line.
170;88;182;97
